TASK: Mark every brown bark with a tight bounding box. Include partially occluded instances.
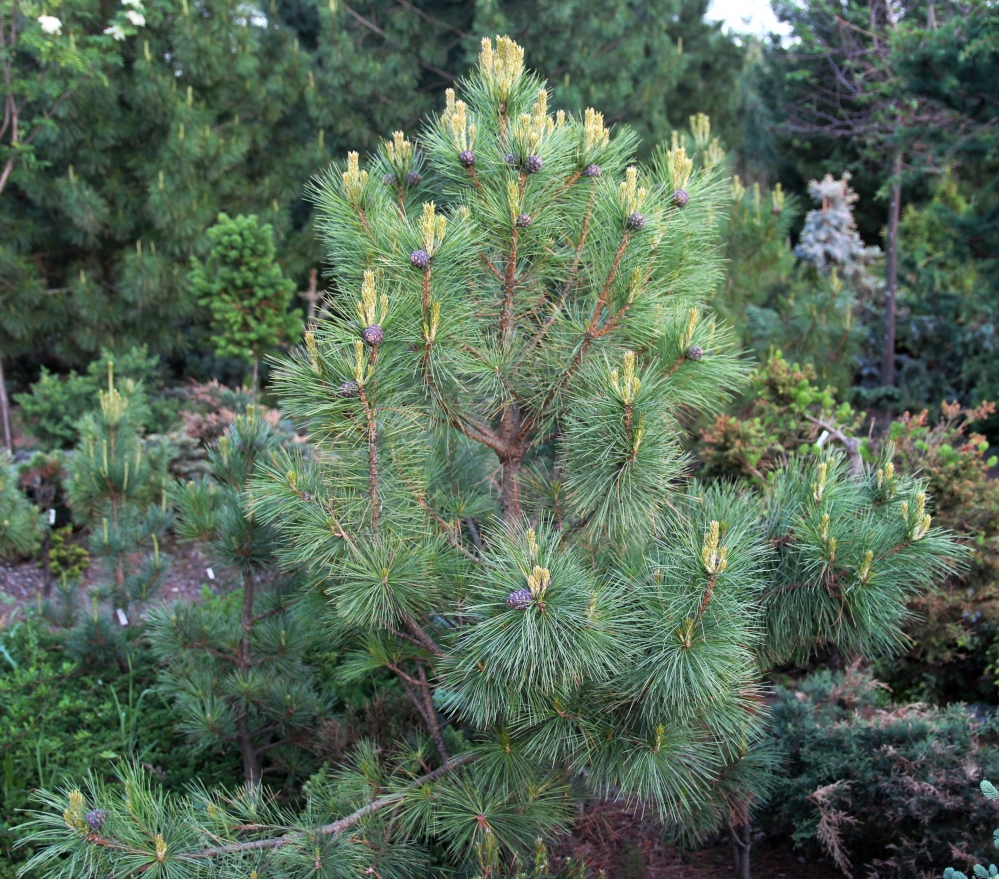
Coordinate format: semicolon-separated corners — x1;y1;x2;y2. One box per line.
881;150;903;390
0;355;11;451
497;404;524;524
729;821;752;879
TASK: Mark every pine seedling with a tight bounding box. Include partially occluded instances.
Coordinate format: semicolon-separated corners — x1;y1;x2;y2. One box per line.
189;214;303;395
149;410;331;785
65;362;171;619
17;38;962;879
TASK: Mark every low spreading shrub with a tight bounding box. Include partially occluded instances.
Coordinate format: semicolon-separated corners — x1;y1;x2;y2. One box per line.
764;663;998;879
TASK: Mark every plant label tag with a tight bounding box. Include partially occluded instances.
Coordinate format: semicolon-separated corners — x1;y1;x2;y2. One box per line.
48;509;56;525
116;608;129;626
206;568;215;580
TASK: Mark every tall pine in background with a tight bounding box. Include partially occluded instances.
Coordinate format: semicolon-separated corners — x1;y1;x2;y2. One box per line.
20;39;962;879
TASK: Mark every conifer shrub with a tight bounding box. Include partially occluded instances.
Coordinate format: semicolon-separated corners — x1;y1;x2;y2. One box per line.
17;38;962;879
765;664;998;878
0;452;41;559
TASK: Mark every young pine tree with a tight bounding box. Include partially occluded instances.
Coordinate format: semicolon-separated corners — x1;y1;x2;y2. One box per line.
148;409;330;786
65;363;171;624
189;213;302;395
20;39;962;879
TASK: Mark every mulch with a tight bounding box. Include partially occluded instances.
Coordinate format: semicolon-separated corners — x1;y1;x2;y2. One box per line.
555;801;843;877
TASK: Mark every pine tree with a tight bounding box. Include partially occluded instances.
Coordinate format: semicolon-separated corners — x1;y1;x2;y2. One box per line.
19;39;962;879
0;451;40;558
65;362;171;620
148;409;329;785
189;214;302;395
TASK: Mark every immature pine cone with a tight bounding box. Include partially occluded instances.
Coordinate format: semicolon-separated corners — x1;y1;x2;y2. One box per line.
459;149;476;168
771;204;781;215
382;173;396;186
362;325;384;347
583;164;602;178
686;345;704;361
406;171;423;186
516;213;532;228
672;189;690;207
85;810;107;832
506;588;534;609
504;153;517;165
409;249;430;269
626;212;646;230
339;380;359;398
524;155;543;174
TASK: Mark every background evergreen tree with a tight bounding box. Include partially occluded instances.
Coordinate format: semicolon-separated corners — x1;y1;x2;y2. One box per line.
149;409;330;785
189;214;302;394
18;39;963;879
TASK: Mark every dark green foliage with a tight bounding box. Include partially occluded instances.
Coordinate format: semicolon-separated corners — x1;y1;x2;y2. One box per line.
765;664;998;879
151;410;332;785
895;175;999;422
942;780;999;879
188;214;302;392
0;452;40;558
16;346;176;449
0;611;243;879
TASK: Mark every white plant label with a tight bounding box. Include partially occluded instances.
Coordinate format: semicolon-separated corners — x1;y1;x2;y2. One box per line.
206;568;215;580
116;608;129;626
48;509;56;525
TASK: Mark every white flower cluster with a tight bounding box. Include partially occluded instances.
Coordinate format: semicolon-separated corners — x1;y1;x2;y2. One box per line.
104;0;146;40
36;14;62;35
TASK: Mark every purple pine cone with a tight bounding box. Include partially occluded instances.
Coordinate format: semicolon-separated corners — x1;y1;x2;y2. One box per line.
672;189;690;207
583;164;602;178
516;213;532;228
362;325;384;347
382;173;397;186
504;153;517;165
506;588;534;609
406;171;423;186
626;212;646;231
686;345;704;362
339;380;359;398
524;155;543;174
85;809;107;832
459;150;476;168
409;249;430;269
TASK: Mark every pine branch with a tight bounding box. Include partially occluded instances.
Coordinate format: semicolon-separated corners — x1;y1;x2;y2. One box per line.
84;754;481;861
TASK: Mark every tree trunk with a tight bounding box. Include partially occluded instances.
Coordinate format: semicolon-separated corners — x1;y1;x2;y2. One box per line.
498;405;524;524
0;355;12;452
729;821;752;879
881;150;904;390
236;569;262;785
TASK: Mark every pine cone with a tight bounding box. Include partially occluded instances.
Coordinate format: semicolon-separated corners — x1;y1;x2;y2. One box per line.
506;588;534;609
524;155;543;174
583;164;602;178
516;213;532;228
626;212;646;230
459;150;476;168
406;171;423;186
409;249;430;269
504;153;517;166
771;204;781;215
382;173;397;186
85;809;107;832
362;325;384;347
672;189;690;207
339;381;359;399
686;345;704;361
